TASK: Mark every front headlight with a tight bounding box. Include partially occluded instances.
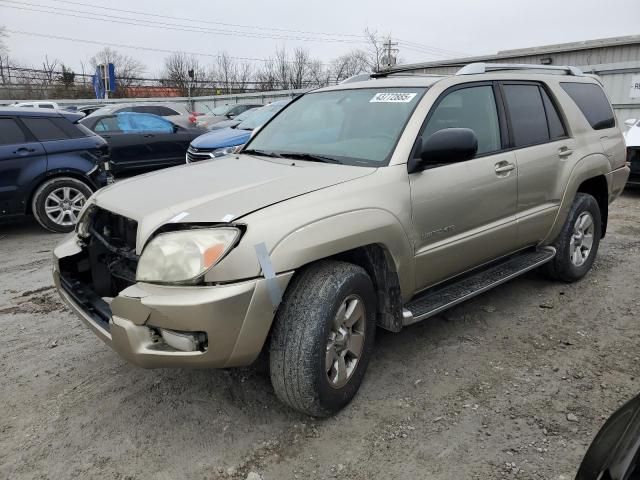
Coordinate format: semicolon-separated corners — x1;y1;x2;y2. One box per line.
136;228;240;283
211;146;237;158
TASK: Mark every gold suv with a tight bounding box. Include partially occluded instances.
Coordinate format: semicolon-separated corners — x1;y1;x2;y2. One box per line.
54;63;629;416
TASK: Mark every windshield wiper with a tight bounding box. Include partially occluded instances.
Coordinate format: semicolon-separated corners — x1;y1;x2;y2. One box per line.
242;149;283;158
275;152;343;164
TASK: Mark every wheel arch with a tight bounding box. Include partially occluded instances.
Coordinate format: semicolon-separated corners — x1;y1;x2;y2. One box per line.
542;153;611;244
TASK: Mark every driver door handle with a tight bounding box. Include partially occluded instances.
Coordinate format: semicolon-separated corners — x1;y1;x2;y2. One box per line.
494;161;516;175
13;147;36;155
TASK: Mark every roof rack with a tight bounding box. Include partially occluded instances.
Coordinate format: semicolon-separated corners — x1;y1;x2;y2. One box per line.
456;63;584;76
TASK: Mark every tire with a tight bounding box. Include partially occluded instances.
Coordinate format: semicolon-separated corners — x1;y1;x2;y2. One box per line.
32;177;93;233
545;193;602;282
269;260;377;417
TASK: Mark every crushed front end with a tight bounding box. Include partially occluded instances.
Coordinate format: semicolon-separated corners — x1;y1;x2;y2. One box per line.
53;206;292;369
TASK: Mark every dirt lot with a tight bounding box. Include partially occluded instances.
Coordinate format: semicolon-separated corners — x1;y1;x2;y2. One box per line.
1;191;639;480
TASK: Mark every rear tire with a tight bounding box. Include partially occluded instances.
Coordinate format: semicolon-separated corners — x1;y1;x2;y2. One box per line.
544;193;601;282
32;177;93;233
269;260;377;417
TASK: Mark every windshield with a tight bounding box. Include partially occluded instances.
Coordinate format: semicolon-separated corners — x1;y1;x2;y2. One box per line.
246;88;425;165
237;101;288;131
232;108;258;123
212;105;233;116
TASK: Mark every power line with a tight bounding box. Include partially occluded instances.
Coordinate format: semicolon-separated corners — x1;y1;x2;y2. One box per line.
0;0;465;58
41;0;364;39
39;0;466;57
0;1;363;44
3;29;317;65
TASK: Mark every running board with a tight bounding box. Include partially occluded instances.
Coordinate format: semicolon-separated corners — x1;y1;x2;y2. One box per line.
403;247;556;326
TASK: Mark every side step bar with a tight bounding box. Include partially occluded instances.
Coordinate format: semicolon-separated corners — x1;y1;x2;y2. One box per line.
403;247;556;326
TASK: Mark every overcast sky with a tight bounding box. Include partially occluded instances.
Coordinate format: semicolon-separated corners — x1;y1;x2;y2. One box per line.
1;0;639;76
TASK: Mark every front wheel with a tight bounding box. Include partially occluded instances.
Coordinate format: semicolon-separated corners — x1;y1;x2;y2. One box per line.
545;192;602;282
269;261;377;417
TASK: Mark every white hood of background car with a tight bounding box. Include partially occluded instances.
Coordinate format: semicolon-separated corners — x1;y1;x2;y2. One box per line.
92;154;376;252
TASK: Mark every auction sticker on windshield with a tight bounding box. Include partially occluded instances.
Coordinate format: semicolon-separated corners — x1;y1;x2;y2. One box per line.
370;92;417;103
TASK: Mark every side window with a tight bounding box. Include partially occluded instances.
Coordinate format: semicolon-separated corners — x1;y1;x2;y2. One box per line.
129;114;174;133
94;117;122;133
21;117;70;141
540;89;567;140
423;85;501;155
502;84;549;147
0;118;27;145
561;82;615;130
50;117;89;138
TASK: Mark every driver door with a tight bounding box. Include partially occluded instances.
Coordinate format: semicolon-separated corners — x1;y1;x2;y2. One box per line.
410;83;519;290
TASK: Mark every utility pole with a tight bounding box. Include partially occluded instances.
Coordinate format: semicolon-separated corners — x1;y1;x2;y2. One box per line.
383;38;399;70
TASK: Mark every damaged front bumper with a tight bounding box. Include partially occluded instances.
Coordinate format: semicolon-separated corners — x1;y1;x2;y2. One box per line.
53;234;292;368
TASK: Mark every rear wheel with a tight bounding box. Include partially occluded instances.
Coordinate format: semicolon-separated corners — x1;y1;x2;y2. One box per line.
32;177;93;233
269;261;376;417
545;193;602;282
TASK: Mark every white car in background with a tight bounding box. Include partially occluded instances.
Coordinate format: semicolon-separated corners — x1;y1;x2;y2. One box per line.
624;118;640;186
11;101;60;109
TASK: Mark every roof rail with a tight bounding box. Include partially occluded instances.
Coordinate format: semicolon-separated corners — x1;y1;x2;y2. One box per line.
456;63;584;76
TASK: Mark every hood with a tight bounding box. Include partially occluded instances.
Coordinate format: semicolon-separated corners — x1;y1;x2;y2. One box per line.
191;128;251;149
625;125;640;148
91;154;376;252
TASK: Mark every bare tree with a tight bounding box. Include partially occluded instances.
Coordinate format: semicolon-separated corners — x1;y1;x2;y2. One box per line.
331;49;370;83
0;26;7;57
236;61;253;93
254;59;278;92
90;47;145;95
274;48;290;90
161;51;206;97
288;48;312;89
364;27;389;72
215;52;238;94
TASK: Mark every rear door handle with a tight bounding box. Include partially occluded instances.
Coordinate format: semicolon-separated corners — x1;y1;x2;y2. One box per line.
494;162;516;174
558;147;573;158
143;134;155;138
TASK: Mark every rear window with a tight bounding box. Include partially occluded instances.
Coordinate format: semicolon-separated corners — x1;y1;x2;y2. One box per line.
132;105;179;116
21;117;89;141
0;118;27;145
561;82;615;130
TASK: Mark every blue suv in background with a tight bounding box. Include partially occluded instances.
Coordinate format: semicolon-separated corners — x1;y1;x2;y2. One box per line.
186;100;289;163
0;108;111;233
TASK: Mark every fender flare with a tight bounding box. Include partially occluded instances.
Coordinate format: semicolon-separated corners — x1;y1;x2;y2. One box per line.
542;153;610;244
269;208;416;297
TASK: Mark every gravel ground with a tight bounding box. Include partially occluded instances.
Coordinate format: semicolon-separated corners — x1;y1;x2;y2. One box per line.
1;191;639;480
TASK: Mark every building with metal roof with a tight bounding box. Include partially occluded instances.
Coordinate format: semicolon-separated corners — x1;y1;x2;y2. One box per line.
397;35;640;124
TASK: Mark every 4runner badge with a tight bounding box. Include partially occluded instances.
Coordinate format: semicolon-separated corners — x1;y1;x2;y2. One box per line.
421;225;456;240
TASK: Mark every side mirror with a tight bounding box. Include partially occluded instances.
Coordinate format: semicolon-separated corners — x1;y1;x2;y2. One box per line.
417;128;478;168
624;118;637;128
172;124;180;133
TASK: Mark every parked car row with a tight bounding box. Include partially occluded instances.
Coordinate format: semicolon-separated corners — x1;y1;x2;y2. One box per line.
0;99;294;232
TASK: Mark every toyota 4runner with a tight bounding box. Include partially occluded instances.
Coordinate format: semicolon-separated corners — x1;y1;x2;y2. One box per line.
53;63;629;416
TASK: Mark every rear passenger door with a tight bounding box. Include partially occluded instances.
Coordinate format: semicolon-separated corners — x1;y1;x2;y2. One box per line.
500;82;575;247
0;117;47;217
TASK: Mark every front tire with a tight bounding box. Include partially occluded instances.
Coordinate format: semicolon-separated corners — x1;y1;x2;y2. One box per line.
545;192;602;282
32;177;93;233
269;261;377;417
